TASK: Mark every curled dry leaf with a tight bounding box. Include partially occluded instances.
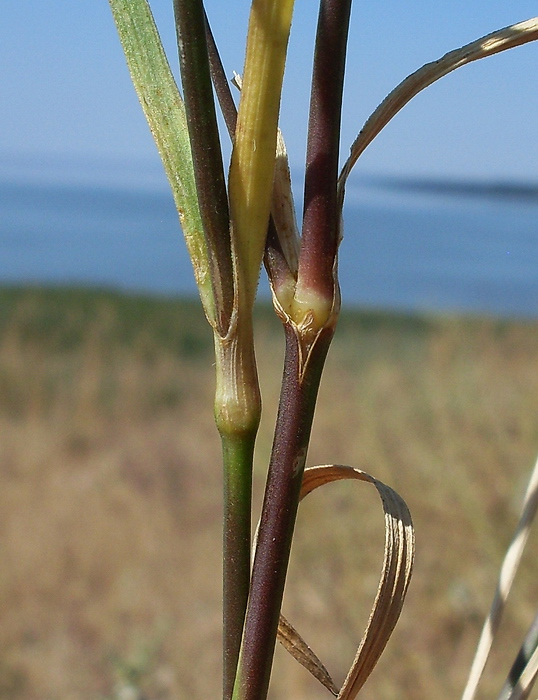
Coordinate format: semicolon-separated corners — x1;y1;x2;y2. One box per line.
275;464;415;699
338;17;538;203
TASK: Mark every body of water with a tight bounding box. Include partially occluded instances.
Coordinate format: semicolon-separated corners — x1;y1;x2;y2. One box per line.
1;178;537;318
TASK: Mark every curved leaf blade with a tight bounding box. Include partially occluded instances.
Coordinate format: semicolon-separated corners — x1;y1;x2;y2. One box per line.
275;464;415;700
338;18;538;202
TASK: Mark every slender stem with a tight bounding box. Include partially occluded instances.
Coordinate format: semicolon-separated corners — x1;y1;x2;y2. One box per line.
228;0;295;308
221;432;255;700
204;17;294;295
296;0;352;311
233;324;335;700
174;0;233;334
214;320;261;700
174;5;260;694
499;612;538;700
204;10;238;137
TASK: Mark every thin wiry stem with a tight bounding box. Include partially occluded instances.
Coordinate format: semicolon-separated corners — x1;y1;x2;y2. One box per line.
233;325;335;700
174;0;233;335
498;613;538;700
204;10;238;137
175;6;260;698
204;17;294;295
298;0;352;302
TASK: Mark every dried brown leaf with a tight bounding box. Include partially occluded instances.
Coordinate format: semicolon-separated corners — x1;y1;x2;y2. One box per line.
276;464;415;699
277;614;339;696
271;129;301;277
338;18;538;203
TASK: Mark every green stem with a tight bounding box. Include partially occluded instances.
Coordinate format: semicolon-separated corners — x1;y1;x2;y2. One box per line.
221;432;255;700
232;323;335;700
214;322;261;700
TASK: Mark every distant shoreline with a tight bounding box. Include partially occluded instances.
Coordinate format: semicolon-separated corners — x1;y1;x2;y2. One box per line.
0;283;536;326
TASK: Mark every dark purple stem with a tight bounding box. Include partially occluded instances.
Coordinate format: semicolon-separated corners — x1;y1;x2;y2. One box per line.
204;10;238;137
299;0;352;299
233;325;335;700
174;0;233;334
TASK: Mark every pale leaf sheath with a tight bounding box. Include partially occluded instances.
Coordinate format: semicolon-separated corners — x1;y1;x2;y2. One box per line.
228;0;295;309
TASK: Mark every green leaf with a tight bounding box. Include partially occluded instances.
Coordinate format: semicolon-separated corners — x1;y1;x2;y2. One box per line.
108;0;216;324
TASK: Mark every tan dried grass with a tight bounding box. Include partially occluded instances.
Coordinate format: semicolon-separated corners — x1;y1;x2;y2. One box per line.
0;289;537;699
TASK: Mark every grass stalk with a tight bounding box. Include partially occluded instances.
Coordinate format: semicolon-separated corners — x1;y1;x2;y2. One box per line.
228;0;295;309
174;5;263;694
173;0;233;335
213;318;261;700
230;3;350;696
221;430;256;700
232;324;335;700
293;0;352;327
204;10;238;138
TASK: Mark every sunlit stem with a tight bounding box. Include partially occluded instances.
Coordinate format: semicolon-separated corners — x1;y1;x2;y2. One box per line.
292;0;351;332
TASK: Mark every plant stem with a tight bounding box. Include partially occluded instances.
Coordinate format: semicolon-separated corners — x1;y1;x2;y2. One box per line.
204;9;238;138
228;0;295;308
174;0;233;335
214;320;262;700
232;323;335;700
294;0;352;326
221;431;255;700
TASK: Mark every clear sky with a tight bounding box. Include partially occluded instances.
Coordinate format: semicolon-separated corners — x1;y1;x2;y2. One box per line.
2;1;538;188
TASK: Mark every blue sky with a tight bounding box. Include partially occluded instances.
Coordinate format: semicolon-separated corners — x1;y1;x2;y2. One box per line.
2;1;538;188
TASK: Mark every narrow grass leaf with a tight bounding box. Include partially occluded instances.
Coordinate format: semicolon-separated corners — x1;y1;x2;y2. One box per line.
462;454;538;700
108;0;215;323
275;464;415;699
338;18;538;203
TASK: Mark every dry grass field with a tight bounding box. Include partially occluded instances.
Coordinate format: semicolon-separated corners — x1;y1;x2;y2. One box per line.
0;286;537;700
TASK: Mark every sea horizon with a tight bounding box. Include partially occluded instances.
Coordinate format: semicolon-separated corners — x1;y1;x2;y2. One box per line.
1;163;537;320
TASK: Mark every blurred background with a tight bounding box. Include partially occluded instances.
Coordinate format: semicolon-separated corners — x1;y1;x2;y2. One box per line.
1;2;538;699
2;0;538;316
